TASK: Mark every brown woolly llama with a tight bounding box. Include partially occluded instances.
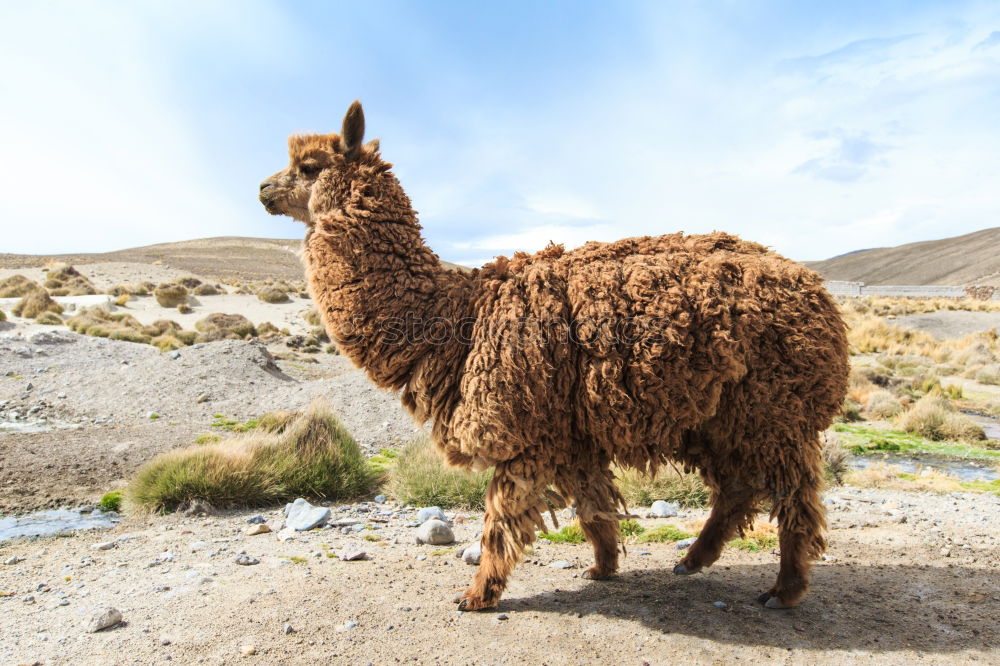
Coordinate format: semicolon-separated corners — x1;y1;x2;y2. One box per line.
259;101;849;611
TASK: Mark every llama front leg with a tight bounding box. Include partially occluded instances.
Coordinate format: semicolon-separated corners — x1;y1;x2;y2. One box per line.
457;463;548;611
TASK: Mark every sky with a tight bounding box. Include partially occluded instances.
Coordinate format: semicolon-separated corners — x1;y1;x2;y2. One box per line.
1;1;998;265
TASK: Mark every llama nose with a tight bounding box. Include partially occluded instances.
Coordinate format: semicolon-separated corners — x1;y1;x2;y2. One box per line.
259;181;273;193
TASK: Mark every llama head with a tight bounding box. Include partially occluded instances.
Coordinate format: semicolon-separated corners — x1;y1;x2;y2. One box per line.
259;100;380;224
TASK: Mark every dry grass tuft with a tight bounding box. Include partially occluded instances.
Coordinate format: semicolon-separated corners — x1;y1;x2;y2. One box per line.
126;402;373;513
256;321;282;339
302;308;322;326
43;264;97;296
864;389;904;419
386;435;492;510
821;433;850;485
896;395;985;442
154;284;188;308
845;463;964;493
0;275;44;298
613;465;711;508
194;313;256;341
109;283;152;297
193;283;221;296
974;364;1000;386
12;289;63;319
257;287;290;304
35;311;63;325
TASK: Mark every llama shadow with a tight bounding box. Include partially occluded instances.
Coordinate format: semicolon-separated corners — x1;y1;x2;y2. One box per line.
502;562;998;653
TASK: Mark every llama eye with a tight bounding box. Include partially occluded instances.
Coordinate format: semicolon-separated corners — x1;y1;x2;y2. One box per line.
300;164;321;177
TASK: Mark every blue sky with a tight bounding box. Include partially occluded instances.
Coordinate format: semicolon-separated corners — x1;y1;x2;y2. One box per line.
2;1;998;264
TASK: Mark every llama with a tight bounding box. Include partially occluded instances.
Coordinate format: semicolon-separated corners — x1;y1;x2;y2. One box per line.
259;101;849;610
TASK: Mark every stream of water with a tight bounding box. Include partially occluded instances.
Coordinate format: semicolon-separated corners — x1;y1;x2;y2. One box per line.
0;508;120;544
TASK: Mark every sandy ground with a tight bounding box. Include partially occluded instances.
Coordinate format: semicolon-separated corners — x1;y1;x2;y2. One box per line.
0;487;997;665
893;310;1000;340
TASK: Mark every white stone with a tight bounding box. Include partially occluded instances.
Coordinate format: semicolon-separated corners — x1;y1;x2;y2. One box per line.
86;606;123;633
417;506;447;523
415;519;454;545
284;498;331;531
461;542;481;565
648;500;679;518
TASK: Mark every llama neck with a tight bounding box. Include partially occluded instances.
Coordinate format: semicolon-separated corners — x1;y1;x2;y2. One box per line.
303;169;474;421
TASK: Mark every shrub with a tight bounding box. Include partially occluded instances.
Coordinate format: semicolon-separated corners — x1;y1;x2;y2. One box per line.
126;401;374;512
0;274;43;298
194;313;256;341
729;522;779;552
115;294;130;307
43;264;97;296
257;321;281;339
193;283;219;296
154;284;188;308
864;390;904;419
177;303;193;314
109;283;149;296
975;364;1000;386
386;435;492;510
256;410;300;434
613;465;710;508
635;524;695;543
839;399;863;423
303;308;322;326
13;289;63;319
258;287;290;304
897;395;985;442
175;277;202;289
35;311;63;325
194;434;222;445
0;309;5;322
619;519;645;538
98;490;123;512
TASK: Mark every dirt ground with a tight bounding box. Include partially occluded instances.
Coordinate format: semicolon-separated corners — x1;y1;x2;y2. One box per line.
0;487;998;665
893;310;1000;340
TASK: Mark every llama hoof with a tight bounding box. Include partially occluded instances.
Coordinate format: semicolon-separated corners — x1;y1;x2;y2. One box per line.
762;595;795;610
672;562;701;576
582;567;613;580
456;592;497;611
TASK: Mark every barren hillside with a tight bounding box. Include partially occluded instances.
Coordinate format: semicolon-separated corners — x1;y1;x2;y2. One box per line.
806;227;1000;286
0;236;470;283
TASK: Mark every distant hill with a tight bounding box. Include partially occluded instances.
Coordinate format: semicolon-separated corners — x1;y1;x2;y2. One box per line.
0;236;470;283
806;227;1000;286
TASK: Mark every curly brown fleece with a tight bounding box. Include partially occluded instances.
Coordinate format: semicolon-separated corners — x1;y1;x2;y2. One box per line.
259;101;850;612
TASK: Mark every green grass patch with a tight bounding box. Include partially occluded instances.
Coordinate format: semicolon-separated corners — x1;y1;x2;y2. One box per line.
126;402;374;513
211;415;259;432
635;524;696;543
729;534;779;552
289;556;308;564
194;433;222;446
959;479;1000;496
833;423;1000;460
369;448;400;476
619;519;645;538
538;524;586;544
385;435;491;510
363;534;381;542
98;490;123;512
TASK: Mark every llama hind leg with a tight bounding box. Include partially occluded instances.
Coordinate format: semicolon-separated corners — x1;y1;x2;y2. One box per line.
759;466;826;609
566;467;623;580
457;463;548;611
674;479;757;575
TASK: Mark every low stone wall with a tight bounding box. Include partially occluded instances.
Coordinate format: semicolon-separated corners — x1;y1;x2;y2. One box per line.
825;281;1000;300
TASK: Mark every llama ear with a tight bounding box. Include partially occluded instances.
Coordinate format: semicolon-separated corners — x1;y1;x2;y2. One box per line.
340;100;365;160
364;138;380;153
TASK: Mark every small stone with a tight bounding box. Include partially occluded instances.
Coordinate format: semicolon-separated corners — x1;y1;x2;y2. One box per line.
675;537;697;550
548;560;571;569
283;623;295;635
415;519;454;545
246;524;271;536
417;506;448;523
283;498;331;531
189;541;209;553
339;545;367;561
496;613;509;621
22;595;35;604
91;541;115;551
940;548;951;558
235;555;260;566
168;350;181;360
374;495;386;503
461;542;482;565
276;528;297;542
240;645;256;655
196;393;209;403
86;606;123;632
713;601;727;609
647;500;679;518
160;637;172;646
4;556;23;565
245;514;267;524
343;621;358;631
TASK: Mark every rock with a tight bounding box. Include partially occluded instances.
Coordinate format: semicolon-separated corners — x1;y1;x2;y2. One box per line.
415;519;454;545
4;556;23;565
246;524;271;536
940;547;951;557
283;624;295;635
496;613;509;621
168;351;181;360
713;601;727;609
339;545;367;561
374;495;386;503
461;542;482;565
240;645;257;655
235;555;260;566
245;514;267;524
342;621;358;631
276;528;297;542
647;500;679;518
417;506;448;523
675;537;697;550
548;560;571;569
86;606;123;633
189;541;209;552
284;498;331;531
